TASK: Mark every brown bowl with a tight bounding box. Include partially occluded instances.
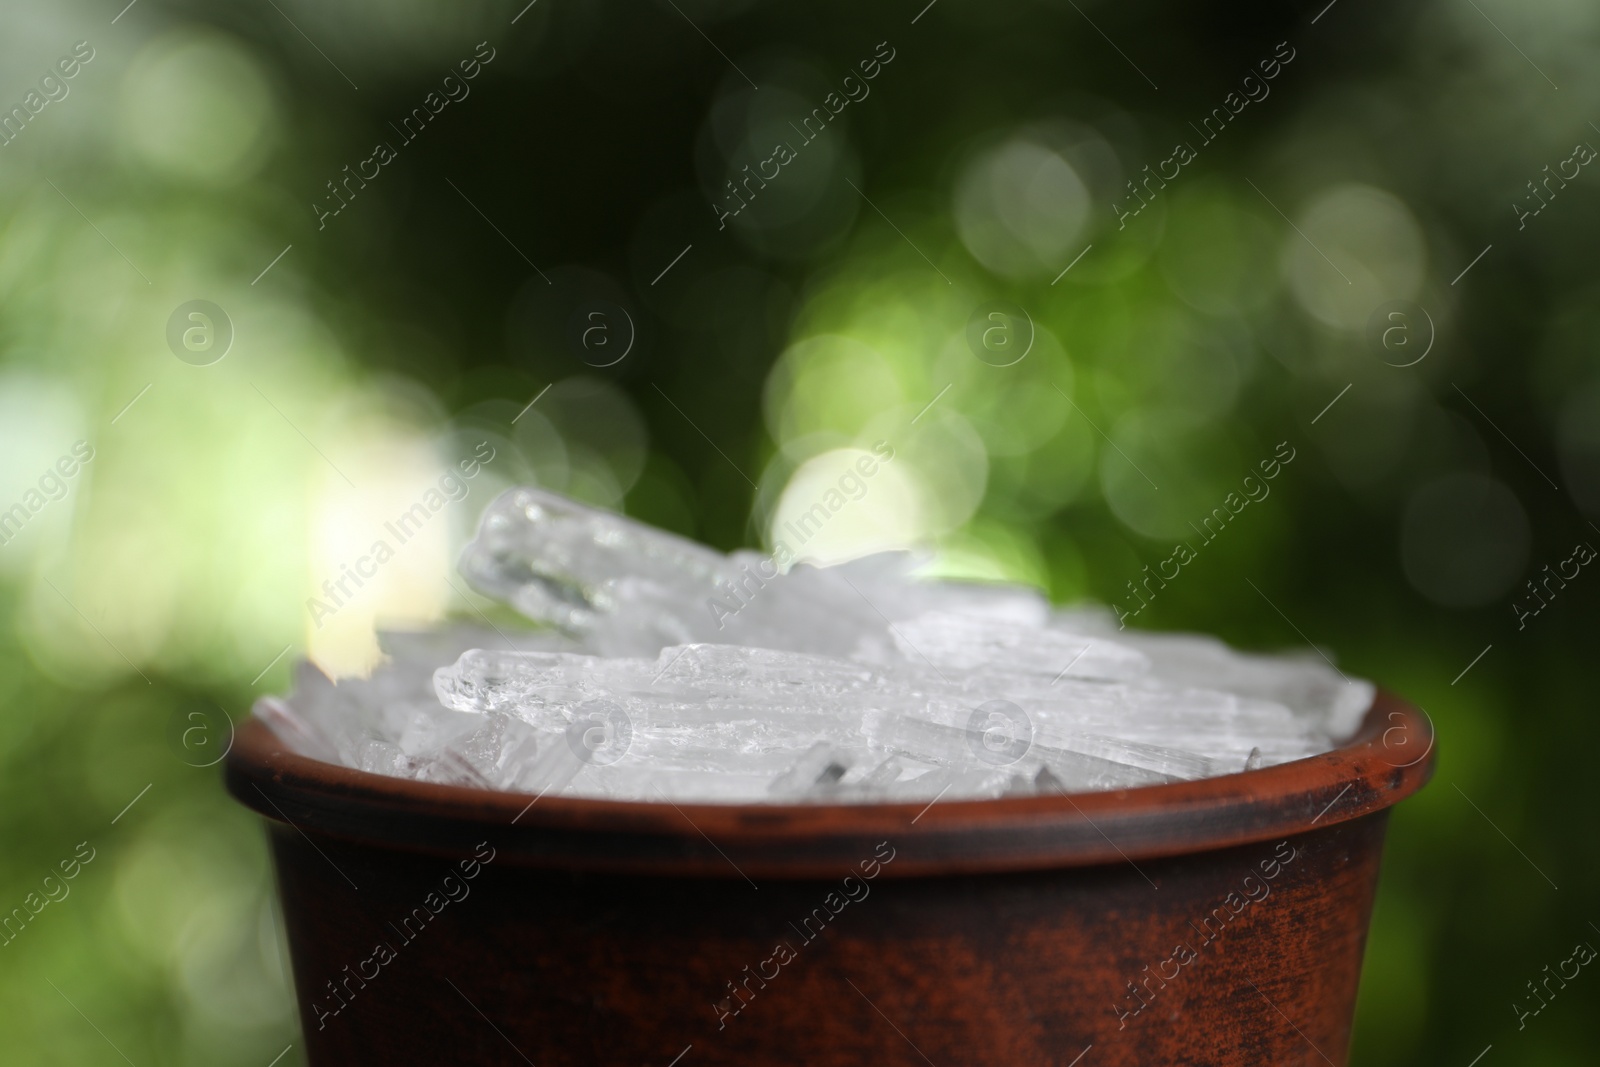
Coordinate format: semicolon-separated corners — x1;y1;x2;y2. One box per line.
227;691;1433;1066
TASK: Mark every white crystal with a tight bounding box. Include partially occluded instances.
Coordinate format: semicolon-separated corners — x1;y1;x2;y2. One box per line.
260;489;1377;803
880;610;1149;682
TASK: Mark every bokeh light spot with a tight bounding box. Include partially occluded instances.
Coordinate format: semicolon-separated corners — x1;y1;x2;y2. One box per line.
120;30;280;186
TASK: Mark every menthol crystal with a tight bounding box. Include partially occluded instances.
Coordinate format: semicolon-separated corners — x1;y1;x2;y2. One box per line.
259;487;1374;802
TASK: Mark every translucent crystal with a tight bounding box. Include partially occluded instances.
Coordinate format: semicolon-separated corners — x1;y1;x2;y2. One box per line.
259;489;1379;804
426;639;1315;797
769;742;854;797
456;488;1064;661
881;610;1149;682
1049;609;1372;742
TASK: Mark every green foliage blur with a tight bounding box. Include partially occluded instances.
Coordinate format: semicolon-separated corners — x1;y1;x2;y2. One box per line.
1;0;1596;1062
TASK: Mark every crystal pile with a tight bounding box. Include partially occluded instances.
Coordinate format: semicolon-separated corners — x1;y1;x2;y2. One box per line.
258;487;1374;802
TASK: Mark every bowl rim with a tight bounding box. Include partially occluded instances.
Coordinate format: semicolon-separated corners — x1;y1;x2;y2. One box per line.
225;691;1434;879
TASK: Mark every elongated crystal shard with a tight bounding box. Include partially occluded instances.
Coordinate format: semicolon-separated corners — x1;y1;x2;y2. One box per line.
262;489;1376;803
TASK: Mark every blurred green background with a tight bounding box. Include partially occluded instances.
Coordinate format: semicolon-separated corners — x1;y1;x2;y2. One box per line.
2;0;1596;1062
